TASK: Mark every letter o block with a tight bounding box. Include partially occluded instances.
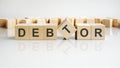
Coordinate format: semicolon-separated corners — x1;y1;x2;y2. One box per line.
15;24;29;40
75;24;91;40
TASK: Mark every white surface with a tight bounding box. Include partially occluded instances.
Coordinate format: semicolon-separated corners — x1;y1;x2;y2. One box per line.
0;28;120;68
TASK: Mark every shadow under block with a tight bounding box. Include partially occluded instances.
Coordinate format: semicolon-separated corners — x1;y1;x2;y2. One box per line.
58;18;76;39
75;24;91;40
91;24;105;40
15;24;57;40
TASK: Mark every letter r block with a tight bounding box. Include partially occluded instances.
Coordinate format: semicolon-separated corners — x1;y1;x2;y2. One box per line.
15;24;29;40
91;24;105;40
75;24;91;40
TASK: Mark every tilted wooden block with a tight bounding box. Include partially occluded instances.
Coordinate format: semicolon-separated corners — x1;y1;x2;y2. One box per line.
112;19;119;27
58;18;76;39
75;24;91;40
101;19;110;27
0;19;7;28
15;24;29;40
91;24;105;40
43;24;57;40
29;24;43;40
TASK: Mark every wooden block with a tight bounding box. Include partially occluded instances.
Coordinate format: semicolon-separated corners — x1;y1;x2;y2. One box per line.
31;18;38;24
112;19;119;27
7;19;17;29
37;18;47;24
95;18;101;23
15;24;29;40
0;19;7;28
16;19;31;24
49;18;59;25
29;24;43;40
91;24;105;40
86;18;95;24
43;24;57;40
101;19;110;27
75;24;91;40
58;18;76;39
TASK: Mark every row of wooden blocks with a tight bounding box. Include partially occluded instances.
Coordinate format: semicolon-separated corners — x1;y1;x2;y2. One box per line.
15;18;105;40
0;17;119;29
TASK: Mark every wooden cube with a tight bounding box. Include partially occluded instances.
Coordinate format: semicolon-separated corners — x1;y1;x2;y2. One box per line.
75;24;91;40
95;18;101;23
0;19;7;28
75;18;85;26
37;18;47;24
16;19;31;24
91;24;105;40
86;18;95;24
29;24;43;40
112;19;119;27
7;19;17;29
67;17;75;25
15;24;29;40
49;18;59;25
101;19;110;27
58;18;76;39
43;24;57;40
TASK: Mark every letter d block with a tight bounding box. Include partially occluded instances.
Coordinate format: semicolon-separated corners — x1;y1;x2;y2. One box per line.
91;24;105;40
75;24;91;40
15;24;29;40
43;24;57;40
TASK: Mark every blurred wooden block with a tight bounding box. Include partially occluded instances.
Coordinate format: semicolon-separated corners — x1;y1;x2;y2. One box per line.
29;24;43;40
91;24;105;40
15;24;29;40
112;19;119;27
67;17;75;25
16;19;32;24
101;19;110;27
86;18;95;24
58;18;76;39
95;18;101;23
43;24;57;40
37;18;47;24
49;18;59;25
0;19;7;28
7;19;17;29
75;24;91;40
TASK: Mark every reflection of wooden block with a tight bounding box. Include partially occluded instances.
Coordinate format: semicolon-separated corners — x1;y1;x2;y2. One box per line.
58;18;76;39
0;19;7;28
75;24;91;40
15;24;29;40
112;19;119;27
95;18;101;23
7;19;17;29
91;24;105;40
43;24;57;40
29;24;43;40
101;19;110;27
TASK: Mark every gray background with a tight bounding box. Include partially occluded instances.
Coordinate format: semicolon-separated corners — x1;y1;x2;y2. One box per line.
0;0;120;18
